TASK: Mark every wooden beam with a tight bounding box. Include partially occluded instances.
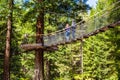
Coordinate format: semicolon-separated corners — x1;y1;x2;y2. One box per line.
93;30;99;35
99;26;109;32
83;34;89;38
21;43;44;51
45;46;58;51
108;21;120;28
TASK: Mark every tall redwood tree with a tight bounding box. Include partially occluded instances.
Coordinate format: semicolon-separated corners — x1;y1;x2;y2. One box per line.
34;0;44;80
4;0;13;80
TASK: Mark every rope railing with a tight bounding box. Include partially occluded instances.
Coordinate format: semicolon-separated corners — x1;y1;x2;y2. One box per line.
21;1;120;48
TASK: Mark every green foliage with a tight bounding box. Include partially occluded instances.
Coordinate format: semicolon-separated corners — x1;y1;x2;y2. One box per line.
83;32;117;79
80;0;120;80
1;0;120;80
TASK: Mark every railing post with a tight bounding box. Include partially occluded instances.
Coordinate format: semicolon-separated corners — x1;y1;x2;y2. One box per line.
80;39;83;79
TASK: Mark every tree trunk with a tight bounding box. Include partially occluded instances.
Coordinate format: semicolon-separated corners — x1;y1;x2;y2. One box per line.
34;0;44;80
4;0;13;80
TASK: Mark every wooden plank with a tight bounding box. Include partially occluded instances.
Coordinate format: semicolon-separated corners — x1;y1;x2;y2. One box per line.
71;39;77;43
21;43;44;51
65;41;71;44
45;46;58;51
83;34;89;38
99;26;109;32
108;21;120;28
76;37;82;40
59;42;66;45
93;30;99;35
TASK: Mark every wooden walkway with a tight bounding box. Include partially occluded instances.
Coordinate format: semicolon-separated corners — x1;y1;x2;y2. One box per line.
21;21;120;51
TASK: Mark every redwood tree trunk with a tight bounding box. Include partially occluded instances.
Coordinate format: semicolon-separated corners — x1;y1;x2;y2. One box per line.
34;0;44;80
4;0;13;80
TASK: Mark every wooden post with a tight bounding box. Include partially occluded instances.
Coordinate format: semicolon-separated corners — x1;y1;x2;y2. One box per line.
4;0;13;80
34;0;44;80
45;59;51;80
80;39;83;74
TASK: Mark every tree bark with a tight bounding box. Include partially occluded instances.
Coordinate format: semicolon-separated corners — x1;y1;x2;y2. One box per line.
4;0;13;80
34;0;44;80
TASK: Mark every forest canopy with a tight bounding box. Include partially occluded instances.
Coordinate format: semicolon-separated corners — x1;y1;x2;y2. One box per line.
0;0;120;80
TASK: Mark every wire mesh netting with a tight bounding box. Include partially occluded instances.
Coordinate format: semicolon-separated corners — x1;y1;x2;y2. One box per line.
43;4;120;46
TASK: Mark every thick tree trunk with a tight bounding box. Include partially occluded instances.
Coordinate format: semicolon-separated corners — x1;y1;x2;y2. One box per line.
34;0;44;80
3;0;13;80
34;50;44;80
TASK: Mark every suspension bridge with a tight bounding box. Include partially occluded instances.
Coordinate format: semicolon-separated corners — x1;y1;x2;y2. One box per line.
21;2;120;51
